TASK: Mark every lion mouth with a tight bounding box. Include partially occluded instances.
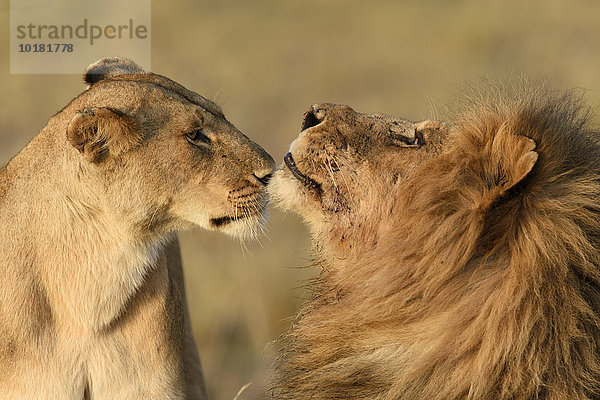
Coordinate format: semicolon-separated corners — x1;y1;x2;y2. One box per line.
284;152;322;190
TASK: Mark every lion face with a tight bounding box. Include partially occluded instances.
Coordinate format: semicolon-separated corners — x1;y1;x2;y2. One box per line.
67;58;274;239
269;103;446;235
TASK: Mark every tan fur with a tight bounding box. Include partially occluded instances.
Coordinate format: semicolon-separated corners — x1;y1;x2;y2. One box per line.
0;57;274;399
270;87;600;399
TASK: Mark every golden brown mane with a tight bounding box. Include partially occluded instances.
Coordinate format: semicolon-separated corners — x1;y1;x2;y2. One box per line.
272;87;600;399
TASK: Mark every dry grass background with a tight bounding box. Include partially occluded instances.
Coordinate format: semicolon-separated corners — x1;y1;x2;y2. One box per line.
1;0;600;398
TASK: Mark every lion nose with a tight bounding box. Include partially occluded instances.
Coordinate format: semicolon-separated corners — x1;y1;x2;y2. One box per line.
301;104;327;131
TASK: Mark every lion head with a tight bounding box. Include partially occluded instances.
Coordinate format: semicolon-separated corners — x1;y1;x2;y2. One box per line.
269;103;449;253
66;57;274;240
269;87;600;399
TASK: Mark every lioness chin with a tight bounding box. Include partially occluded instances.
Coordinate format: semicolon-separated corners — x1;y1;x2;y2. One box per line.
0;57;274;400
270;88;600;399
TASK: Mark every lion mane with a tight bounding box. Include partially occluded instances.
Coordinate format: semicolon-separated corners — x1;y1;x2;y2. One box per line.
272;87;600;399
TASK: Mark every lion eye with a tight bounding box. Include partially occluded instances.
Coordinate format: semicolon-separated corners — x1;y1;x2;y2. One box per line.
391;136;418;147
186;129;211;146
390;129;424;148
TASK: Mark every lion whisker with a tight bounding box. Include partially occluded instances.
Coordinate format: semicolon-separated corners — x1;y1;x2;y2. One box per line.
332;154;351;194
323;151;339;192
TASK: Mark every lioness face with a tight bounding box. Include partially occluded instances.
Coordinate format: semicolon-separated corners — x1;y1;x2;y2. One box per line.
68;65;274;239
269;103;446;233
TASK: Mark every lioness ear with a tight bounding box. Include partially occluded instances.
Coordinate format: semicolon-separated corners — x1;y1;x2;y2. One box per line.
67;107;141;163
84;57;145;85
478;132;538;211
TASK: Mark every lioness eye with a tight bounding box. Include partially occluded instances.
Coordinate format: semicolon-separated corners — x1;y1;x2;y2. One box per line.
186;129;211;146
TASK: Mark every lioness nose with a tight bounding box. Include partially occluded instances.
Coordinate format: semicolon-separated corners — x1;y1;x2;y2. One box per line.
253;170;273;185
250;149;275;186
301;104;327;131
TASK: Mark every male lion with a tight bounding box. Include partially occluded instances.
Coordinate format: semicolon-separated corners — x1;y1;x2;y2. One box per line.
269;87;600;399
0;57;274;399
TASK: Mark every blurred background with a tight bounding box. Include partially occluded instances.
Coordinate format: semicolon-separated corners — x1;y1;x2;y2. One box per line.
1;0;600;398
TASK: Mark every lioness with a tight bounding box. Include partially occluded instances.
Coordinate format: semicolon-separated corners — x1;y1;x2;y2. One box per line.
270;88;600;399
0;57;274;399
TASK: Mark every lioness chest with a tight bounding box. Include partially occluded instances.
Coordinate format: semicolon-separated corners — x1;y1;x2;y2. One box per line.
0;253;184;400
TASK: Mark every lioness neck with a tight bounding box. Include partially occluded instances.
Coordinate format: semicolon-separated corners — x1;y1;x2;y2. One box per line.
0;122;165;333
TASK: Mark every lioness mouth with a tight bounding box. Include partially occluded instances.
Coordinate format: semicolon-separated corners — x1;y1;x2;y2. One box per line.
284;152;321;190
210;215;240;227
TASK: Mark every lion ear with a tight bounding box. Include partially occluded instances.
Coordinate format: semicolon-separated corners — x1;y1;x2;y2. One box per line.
504;136;538;188
84;57;145;85
67;107;141;163
478;132;538;211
